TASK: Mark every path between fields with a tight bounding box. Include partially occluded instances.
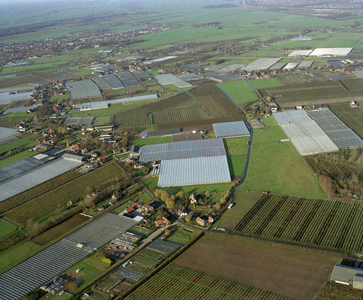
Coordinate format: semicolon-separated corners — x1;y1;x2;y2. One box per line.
279;96;363;108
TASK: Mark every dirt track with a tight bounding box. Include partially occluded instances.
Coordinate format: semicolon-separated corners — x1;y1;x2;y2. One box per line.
279;96;363;108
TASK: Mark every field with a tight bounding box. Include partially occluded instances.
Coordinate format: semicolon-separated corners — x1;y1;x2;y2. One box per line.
131;136;172;147
0;220;17;239
132;248;165;269
235;194;363;252
31;213;90;246
214;190;262;231
218;80;258;105
126;233;338;300
329;102;363;139
4;162;123;226
227;156;246;178
240;116;326;198
261;81;361;106
223;137;249;156
316;282;363;300
151;108;210;125
0;135;38;153
93;116;111;126
167;227;196;245
0;150;38;168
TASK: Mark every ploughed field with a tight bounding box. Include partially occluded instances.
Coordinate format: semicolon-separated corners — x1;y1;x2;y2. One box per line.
125;233;338;300
235;194;363;252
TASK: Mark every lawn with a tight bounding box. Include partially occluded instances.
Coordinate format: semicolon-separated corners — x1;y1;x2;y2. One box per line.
163;84;194;92
0;220;17;239
0;135;38;153
218;80;258;105
241;116;326;198
248;78;284;89
0;241;42;274
214;190;263;231
223;137;249;156
227;156;246;178
130;136;172;147
93;116;111;126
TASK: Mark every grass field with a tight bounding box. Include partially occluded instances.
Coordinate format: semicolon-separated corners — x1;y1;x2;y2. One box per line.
131;136;172;147
31;214;90;246
127;232;338;300
241;116;326;198
214;190;262;231
167;226;196;245
227;156;246;179
4;162;123;226
0;220;17;239
163;84;194;93
223;137;249;156
218;80;258;105
235;194;363;252
93;116;111;126
0;135;37;153
329;102;363;139
248;78;284;90
0;241;42;274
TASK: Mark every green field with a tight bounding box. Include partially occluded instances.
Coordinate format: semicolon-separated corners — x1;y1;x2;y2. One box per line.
223;137;249;156
0;220;17;239
227;156;246;178
93;116;111;126
167;227;196;244
214;190;263;231
218;80;258;104
0;135;37;153
241;116;326;198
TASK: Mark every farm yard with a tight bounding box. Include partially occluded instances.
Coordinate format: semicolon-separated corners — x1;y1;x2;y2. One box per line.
125;233;339;300
234;194;363;252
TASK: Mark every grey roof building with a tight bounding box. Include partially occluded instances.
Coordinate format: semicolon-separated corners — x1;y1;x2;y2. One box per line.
331;264;363;289
213;121;250;138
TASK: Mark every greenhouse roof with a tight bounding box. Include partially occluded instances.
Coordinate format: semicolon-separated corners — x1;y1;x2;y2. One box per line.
213;121;249;138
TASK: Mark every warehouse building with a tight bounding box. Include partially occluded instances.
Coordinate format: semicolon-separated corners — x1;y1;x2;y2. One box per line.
331;265;363;289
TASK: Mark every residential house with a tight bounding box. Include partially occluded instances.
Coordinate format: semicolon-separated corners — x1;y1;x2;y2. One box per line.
178;208;188;217
196;217;206;227
189;194;198;205
351;101;358;108
208;216;214;223
155;217;170;227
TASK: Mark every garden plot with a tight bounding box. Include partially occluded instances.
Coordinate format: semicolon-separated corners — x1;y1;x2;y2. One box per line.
308;109;363;148
154;74;192;88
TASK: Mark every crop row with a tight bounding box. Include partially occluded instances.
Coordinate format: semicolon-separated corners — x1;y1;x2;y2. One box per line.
113;110;148;127
132;249;164;268
151;107;210;125
341;79;363;91
234;194;363;252
305;156;363;181
125;264;287;300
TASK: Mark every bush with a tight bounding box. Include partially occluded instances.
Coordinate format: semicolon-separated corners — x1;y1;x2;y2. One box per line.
0;231;25;252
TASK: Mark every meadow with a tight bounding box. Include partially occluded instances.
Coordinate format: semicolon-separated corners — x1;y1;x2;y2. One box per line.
0;220;17;239
240;116;326;198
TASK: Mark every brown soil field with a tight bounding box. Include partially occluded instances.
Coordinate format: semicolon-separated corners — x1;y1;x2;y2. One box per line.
0;72;60;89
31;213;90;246
173;232;340;300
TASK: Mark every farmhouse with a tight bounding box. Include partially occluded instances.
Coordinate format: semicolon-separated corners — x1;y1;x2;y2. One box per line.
155;217;170;227
196;217;206;227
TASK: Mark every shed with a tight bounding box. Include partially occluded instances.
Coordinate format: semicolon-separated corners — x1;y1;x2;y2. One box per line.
63;153;86;162
331;265;363;286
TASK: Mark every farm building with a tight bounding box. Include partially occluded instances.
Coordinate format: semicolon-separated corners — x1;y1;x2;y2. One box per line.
0;127;18;142
63;153;87;162
65;80;101;100
273;110;339;155
157;156;231;187
308;109;363;148
115;71;142;87
309;48;353;57
154;73;192;88
144;56;177;64
243;58;281;71
0;91;34;105
140;128;181;139
102;74;125;89
213;121;250;138
4;105;38;114
139;138;226;163
331;265;363;289
0;157;85;202
288;50;313;57
90;76;112;90
0;214;137;300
